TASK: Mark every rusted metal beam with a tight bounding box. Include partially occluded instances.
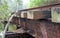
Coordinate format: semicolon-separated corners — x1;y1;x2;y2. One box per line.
19;3;60;11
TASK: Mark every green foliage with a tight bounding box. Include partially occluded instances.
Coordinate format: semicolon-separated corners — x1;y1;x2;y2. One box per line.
8;24;17;32
29;0;41;7
28;0;60;8
28;0;47;8
0;0;12;20
0;0;12;31
0;23;4;32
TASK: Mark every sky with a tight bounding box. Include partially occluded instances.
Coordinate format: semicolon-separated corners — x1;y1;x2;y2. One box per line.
22;0;30;9
6;0;30;11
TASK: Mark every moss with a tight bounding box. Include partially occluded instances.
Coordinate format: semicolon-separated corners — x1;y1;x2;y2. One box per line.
8;24;17;32
0;23;4;32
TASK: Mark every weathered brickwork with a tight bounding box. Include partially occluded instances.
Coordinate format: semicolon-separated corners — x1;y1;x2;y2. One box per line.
11;18;60;38
20;19;60;38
